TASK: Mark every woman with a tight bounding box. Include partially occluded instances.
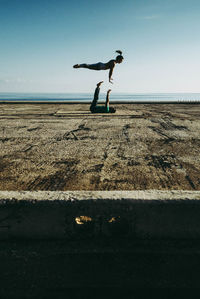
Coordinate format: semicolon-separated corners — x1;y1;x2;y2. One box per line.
73;50;124;83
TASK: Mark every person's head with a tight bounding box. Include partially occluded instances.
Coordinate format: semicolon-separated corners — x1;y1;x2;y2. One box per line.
115;50;124;64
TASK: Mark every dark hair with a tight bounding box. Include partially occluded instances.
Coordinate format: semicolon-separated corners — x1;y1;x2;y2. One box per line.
115;50;124;62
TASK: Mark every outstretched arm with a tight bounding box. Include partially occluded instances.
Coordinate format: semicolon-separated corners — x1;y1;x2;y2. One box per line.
106;89;111;109
109;67;114;84
108;60;115;83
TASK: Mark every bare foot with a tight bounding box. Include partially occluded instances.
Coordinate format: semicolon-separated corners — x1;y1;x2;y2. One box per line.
97;81;104;87
107;89;112;93
73;64;80;68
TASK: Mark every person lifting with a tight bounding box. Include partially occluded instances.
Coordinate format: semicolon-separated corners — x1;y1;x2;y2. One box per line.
90;81;116;113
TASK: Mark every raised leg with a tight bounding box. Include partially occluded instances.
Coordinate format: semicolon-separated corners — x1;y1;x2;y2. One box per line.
73;63;101;70
90;81;104;112
73;63;88;68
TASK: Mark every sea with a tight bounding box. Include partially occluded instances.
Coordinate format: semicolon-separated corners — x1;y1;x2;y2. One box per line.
0;92;200;103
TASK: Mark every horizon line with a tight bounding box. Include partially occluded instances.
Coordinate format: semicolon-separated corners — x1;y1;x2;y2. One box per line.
1;91;200;95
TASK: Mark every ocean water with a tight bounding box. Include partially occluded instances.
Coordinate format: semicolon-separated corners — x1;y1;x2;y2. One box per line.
0;92;200;102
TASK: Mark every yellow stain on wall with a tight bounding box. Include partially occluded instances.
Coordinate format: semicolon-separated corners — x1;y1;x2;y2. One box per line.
75;216;92;225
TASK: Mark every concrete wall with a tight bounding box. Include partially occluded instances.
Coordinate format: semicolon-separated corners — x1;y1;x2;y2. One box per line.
1;190;200;240
1;191;200;297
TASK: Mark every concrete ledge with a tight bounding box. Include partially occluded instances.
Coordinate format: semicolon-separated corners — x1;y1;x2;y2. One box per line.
1;191;200;295
0;190;200;240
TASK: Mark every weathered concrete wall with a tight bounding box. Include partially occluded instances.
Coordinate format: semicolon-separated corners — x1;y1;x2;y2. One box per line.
1;190;200;240
1;191;200;297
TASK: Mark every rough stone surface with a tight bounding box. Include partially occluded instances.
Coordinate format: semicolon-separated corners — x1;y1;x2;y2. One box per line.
0;103;200;191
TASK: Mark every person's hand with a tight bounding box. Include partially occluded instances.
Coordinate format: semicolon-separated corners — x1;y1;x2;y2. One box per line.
109;78;113;84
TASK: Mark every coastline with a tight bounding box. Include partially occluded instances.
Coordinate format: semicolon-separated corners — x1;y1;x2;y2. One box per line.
1;100;200;104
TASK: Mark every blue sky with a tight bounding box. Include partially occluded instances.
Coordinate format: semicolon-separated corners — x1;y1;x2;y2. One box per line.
0;0;200;93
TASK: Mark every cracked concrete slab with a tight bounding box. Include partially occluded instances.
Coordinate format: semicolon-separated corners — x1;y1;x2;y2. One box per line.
0;103;200;191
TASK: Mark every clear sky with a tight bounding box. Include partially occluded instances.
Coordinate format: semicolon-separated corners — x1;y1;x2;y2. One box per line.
0;0;200;93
